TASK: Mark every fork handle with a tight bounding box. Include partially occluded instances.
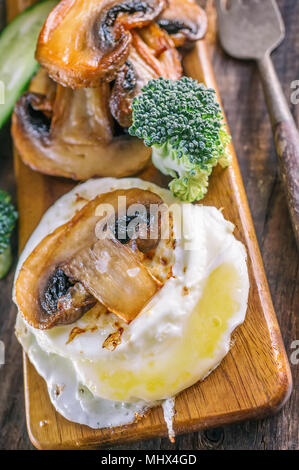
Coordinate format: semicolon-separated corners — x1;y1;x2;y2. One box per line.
258;53;299;249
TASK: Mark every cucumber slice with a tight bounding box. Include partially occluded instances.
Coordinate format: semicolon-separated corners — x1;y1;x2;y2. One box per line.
0;0;57;128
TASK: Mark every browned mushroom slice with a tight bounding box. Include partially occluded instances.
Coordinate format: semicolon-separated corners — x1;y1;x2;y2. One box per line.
109;45;160;128
36;0;167;88
157;0;207;48
131;29;182;79
29;67;56;105
15;188;163;329
40;272;96;328
56;282;97;324
138;21;176;56
110;26;182;127
61;237;159;323
12;80;151;180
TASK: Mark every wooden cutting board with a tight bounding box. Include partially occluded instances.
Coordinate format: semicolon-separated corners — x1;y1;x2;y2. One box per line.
9;0;292;450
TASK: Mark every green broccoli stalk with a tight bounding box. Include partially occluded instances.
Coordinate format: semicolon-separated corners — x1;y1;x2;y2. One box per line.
0;190;18;279
129;77;231;202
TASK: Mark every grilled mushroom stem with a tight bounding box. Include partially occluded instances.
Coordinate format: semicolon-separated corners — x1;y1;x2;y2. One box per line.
15;189;163;329
157;0;207;47
12;77;151;180
36;0;167;88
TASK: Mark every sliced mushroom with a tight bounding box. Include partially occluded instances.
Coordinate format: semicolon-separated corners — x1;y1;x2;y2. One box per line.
109;38;160;128
138;21;175;55
12;78;151;180
29;67;56;105
157;0;207;48
15;188;163;329
40;270;96;327
131;27;182;79
56;282;97;323
36;0;167;88
61;236;160;324
110;60;143;128
110;25;182;127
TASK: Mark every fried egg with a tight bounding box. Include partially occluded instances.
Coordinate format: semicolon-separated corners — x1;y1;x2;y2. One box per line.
14;177;249;434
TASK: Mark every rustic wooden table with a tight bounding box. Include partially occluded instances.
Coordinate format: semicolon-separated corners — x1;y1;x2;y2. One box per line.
0;0;298;450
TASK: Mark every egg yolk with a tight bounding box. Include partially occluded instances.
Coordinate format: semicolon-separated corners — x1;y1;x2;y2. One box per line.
88;263;242;401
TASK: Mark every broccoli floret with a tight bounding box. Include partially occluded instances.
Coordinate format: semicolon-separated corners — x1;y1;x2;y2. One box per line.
129;77;231;202
0;190;18;279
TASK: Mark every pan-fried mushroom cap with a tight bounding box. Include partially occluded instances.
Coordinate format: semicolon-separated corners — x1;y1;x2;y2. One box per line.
36;0;167;88
157;0;207;48
110;25;182;127
15;188;163;329
110;59;144;128
12;76;151;180
41;272;97;327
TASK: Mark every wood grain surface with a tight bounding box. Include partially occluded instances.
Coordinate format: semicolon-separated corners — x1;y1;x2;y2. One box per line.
0;0;298;450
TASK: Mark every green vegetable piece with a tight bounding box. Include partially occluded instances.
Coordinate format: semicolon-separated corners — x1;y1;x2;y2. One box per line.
0;190;18;279
0;0;57;128
129;77;231;202
0;245;12;279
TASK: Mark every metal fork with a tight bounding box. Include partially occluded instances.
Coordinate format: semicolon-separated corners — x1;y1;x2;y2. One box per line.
216;0;299;248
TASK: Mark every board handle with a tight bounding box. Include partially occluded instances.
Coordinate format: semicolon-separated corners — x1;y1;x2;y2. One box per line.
258;53;299;249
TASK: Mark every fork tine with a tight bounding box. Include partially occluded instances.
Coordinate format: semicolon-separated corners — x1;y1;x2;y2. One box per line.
214;0;227;15
229;0;244;10
216;0;250;14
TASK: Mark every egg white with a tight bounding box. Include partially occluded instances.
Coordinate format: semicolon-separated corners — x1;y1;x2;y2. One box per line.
15;314;153;429
14;177;249;429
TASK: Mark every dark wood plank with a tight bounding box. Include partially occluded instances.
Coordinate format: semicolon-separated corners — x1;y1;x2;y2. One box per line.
0;121;31;450
0;0;298;450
